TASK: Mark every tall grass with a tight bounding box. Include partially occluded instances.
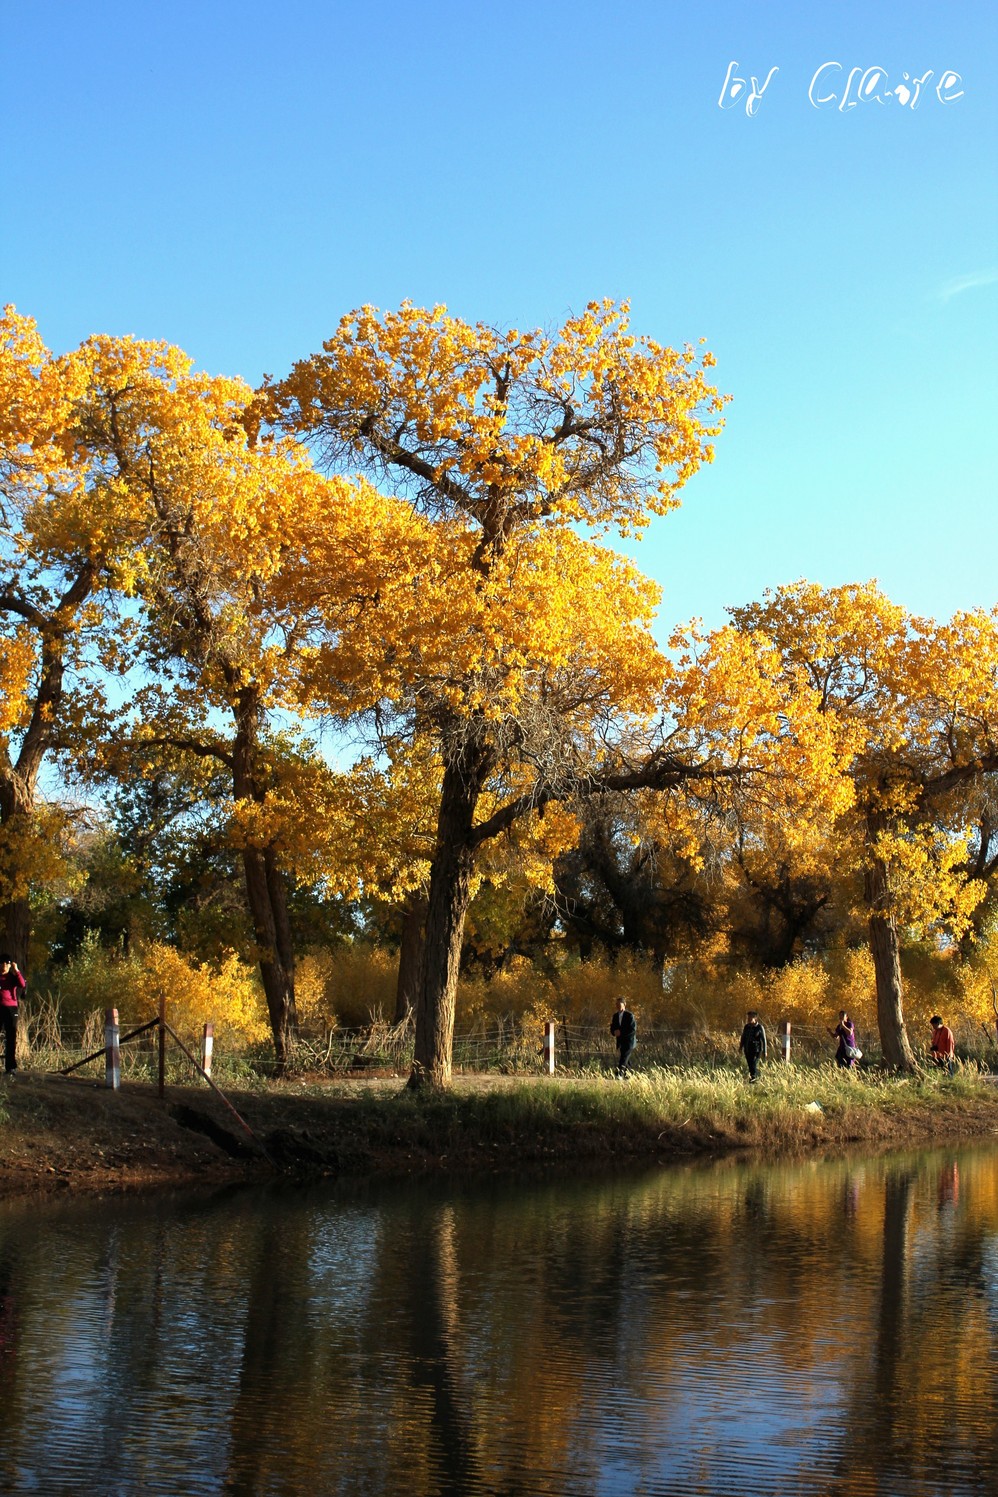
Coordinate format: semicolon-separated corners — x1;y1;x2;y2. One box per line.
279;1060;997;1170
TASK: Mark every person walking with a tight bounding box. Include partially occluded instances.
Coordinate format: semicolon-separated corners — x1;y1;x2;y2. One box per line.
610;997;637;1077
829;1010;860;1069
0;954;25;1077
929;1015;956;1074
739;1010;767;1082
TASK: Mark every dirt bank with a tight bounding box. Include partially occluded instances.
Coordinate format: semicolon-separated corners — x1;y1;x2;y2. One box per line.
2;1069;997;1198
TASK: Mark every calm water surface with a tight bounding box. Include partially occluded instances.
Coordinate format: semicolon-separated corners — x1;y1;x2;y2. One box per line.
0;1145;996;1496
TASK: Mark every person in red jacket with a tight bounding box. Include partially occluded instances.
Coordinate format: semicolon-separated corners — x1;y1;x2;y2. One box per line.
929;1015;956;1074
0;954;25;1076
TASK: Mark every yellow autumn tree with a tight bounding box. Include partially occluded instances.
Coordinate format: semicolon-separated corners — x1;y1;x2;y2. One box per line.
260;300;849;1089
729;582;998;1070
0;308;153;963
64;335;433;1068
257;301;732;1085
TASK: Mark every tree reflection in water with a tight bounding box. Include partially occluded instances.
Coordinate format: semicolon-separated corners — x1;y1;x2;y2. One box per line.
0;1148;995;1494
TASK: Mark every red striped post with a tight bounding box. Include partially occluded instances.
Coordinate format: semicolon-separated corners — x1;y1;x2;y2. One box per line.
780;1020;791;1064
542;1020;556;1075
105;1007;120;1090
201;1022;214;1078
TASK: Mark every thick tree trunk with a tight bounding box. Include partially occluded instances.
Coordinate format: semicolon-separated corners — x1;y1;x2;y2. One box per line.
241;845;297;1071
1;898;30;970
264;845;296;996
409;751;487;1090
231;698;298;1071
0;790;33;969
865;832;917;1072
394;894;426;1023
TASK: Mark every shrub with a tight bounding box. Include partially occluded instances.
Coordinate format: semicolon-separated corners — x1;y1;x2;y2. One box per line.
41;934;268;1046
295;944;398;1031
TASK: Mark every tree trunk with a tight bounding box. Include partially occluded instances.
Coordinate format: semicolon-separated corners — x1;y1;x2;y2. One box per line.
865;831;917;1072
394;894;426;1023
1;897;30;971
264;845;296;1000
241;845;297;1071
409;750;487;1090
0;790;33;969
232;697;298;1071
0;561;92;973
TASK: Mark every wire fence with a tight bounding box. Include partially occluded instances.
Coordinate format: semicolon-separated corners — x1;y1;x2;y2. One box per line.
288;1017;888;1075
15;1000;998;1080
17;1003;216;1085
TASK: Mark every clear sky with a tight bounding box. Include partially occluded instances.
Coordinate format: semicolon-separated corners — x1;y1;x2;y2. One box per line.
3;0;996;637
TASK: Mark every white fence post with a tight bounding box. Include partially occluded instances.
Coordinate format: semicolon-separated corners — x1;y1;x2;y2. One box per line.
105;1007;120;1090
780;1020;791;1064
201;1022;214;1078
542;1020;556;1075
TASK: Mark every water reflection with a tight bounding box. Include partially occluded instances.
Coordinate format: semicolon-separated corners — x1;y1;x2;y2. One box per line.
0;1146;996;1495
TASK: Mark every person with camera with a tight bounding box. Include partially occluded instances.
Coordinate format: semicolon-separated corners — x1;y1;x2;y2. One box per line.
0;954;25;1076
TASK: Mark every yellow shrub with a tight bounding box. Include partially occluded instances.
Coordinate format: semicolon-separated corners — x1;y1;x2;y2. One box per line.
457;953;695;1029
47;936;269;1046
764;959;831;1026
295;944;398;1029
824;946;878;1031
457;959;554;1024
554;954;669;1025
295;950;338;1031
140;944;270;1046
952;953;998;1039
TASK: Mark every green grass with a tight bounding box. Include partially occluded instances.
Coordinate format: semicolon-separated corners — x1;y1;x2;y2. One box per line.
242;1061;998;1175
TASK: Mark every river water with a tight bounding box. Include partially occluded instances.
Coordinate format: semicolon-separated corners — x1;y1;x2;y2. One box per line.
0;1144;995;1496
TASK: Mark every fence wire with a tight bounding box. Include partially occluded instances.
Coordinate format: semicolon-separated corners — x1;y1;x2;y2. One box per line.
17;1003;995;1079
288;1017;892;1075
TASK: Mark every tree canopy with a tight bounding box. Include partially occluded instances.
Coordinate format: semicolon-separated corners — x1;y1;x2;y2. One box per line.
4;304;996;1083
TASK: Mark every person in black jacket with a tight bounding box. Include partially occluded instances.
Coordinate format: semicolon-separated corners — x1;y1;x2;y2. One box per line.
610;997;637;1076
739;1010;767;1082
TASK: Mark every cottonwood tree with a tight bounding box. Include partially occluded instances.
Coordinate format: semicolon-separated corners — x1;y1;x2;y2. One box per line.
63;333;427;1065
259;302;729;1085
730;582;998;1070
0;309;151;964
261;301;845;1088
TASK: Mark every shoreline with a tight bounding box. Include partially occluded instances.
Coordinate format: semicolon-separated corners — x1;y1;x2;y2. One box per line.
2;1069;997;1199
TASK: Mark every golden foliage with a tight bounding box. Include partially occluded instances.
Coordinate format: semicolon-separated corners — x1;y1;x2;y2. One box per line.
728;582;998;938
262;299;727;539
0;804;83;908
294;945;398;1030
47;936;268;1044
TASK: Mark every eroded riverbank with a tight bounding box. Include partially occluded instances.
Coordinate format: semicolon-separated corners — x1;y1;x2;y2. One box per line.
1;1067;997;1196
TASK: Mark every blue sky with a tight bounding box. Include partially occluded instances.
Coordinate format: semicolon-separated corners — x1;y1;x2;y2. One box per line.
3;0;996;637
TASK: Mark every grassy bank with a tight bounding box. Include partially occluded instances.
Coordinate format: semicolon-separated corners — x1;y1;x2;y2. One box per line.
287;1066;998;1171
1;1063;996;1197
